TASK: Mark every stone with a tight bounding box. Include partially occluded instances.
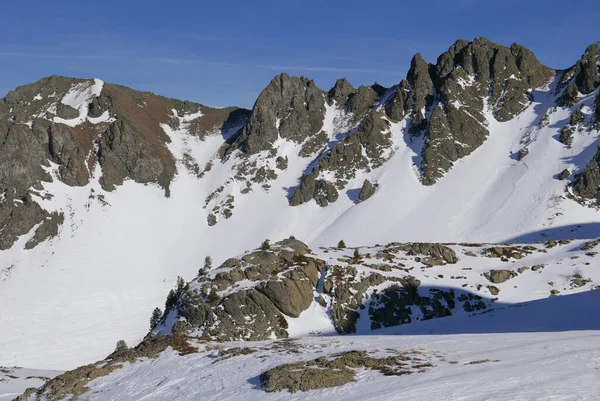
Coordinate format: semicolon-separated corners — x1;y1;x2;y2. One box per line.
487;285;500;296
357;179;377;202
516;147;529;160
484;269;518;284
558;169;571;180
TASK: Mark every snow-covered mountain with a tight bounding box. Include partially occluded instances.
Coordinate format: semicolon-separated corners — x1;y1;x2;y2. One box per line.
1;36;600;390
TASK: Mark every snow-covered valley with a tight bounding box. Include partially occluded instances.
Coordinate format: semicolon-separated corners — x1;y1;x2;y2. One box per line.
1;36;600;400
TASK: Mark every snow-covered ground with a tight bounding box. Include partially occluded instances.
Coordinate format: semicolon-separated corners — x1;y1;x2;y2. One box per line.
0;367;60;401
59;290;600;400
1;77;600;372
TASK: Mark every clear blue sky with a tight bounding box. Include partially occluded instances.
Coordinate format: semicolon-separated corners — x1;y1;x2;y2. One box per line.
1;0;598;108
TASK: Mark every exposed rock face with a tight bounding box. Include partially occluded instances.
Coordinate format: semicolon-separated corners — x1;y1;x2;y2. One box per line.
0;76;247;250
346;85;379;121
98;119;175;194
328;78;355;107
392;242;459;265
558;169;571;180
558;42;600;104
290;111;391;206
484;269;518;284
369;284;487;330
517;147;529;161
327;267;386;333
234;73;326;154
417;38;553;185
289;175;339;207
406;53;434;132
572;146;600;201
357;179;376;202
559;125;575;147
482;245;535;260
384;81;410;122
312;180;339;207
174;239;323;340
260;349;433;393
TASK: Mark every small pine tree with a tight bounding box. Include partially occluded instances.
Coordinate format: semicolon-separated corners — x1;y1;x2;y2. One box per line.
150;307;162;329
261;239;270;250
207;289;221;305
338;240;346;248
197;267;208;279
172;320;189;335
165;289;178;310
115;339;128;352
353;248;360;259
176;276;186;292
204;256;212;270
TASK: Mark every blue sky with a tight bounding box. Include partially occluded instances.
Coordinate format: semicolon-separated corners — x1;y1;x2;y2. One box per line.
1;1;599;108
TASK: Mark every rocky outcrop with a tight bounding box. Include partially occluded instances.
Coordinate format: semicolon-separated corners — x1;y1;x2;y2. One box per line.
418;38;553;185
328;78;355;107
357;179;376;202
572;146;600;202
327;267;386;333
482;245;535;260
558;169;571;180
384;81;410;122
233;73;326;154
369;284;487;330
289;175;339;207
172;239;323;340
406;53;435;132
15;334;197;401
260;349;433;393
289;110;391;206
346;85;379;121
0;76;245;250
289;38;553;189
558;42;600;105
484;269;518;284
389;242;459;265
517;147;529;161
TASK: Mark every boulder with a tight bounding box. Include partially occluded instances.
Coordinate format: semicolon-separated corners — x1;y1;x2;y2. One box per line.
484;269;518;284
357;179;377;203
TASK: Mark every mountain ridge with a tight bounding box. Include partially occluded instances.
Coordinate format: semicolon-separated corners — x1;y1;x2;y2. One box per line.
1;36;600;373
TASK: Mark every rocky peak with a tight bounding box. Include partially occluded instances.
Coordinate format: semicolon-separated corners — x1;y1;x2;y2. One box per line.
434;38;551;121
234;73;326;154
558;41;600;105
328;78;355;106
346;85;380;119
411;38;553;184
406;53;434;132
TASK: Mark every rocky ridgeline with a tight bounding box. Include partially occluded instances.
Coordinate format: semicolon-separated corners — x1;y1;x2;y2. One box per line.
203;38;599;216
2;38;600;248
0;76;247;250
152;238;600;341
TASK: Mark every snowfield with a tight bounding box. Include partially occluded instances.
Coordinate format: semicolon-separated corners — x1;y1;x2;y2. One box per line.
1;73;600;376
27;290;600;401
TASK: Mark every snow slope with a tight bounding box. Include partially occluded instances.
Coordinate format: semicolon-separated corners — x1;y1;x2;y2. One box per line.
62;290;600;400
1;76;600;371
0;367;60;401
